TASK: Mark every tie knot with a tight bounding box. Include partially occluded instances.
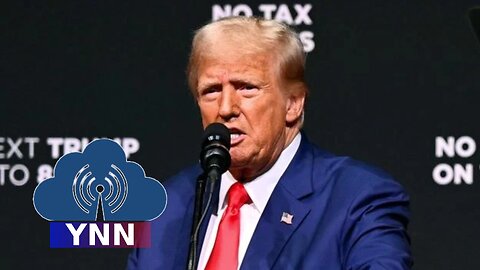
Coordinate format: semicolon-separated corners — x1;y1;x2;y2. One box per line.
227;182;251;209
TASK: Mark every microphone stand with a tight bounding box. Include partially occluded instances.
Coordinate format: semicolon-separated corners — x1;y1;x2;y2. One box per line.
187;167;220;270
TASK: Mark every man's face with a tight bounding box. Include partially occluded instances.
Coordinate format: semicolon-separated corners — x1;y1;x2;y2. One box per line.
195;47;293;181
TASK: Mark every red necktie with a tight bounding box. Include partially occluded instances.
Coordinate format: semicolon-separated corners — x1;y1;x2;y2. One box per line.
205;182;251;270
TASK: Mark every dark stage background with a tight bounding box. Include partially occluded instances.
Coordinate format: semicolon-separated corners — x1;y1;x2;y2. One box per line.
1;1;480;269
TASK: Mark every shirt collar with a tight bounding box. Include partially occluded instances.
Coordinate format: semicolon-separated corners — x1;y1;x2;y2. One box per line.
217;133;302;214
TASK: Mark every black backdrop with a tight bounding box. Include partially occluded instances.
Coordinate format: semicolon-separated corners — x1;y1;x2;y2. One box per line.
1;1;480;269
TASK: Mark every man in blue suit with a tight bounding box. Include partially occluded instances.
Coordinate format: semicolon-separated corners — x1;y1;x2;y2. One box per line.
128;16;412;269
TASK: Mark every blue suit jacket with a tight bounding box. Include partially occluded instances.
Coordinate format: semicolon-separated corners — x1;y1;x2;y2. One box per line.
127;135;412;269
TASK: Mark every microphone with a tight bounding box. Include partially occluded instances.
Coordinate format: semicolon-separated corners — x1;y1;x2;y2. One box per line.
187;123;230;270
200;122;231;175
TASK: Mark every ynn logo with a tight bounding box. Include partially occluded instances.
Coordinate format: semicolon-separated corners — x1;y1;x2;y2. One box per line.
33;139;167;248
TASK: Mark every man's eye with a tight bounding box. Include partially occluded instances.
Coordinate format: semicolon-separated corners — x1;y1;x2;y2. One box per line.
239;84;258;91
201;87;220;96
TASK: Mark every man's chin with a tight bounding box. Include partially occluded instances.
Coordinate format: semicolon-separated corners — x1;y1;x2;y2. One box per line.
228;157;250;170
229;159;249;169
228;149;248;164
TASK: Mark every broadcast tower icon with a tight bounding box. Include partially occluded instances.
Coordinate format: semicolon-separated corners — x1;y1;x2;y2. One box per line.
72;163;128;221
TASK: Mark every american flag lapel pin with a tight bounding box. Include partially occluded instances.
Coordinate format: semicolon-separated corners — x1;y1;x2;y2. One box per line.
280;212;294;225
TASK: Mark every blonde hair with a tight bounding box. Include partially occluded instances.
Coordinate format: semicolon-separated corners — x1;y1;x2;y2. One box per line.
187;16;308;97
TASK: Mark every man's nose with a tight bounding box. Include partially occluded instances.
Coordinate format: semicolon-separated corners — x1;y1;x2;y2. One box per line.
218;86;239;121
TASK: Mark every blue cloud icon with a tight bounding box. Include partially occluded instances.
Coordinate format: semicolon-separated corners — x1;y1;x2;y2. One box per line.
33;139;167;221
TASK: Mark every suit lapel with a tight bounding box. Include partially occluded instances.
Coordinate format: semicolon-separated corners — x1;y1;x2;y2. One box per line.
241;135;314;269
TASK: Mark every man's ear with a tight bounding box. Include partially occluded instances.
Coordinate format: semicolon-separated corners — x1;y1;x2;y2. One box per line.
285;88;306;124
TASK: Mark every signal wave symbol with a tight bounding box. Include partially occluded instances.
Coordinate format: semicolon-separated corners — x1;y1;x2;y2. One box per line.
72;164;128;220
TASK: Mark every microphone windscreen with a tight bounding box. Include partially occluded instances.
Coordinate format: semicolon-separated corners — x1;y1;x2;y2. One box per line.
202;123;231;149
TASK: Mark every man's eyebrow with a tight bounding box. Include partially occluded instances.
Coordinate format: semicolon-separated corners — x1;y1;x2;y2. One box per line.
197;76;264;90
198;81;220;91
228;80;256;88
232;78;268;88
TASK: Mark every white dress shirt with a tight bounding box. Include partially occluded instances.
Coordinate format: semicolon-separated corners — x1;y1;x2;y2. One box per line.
197;133;302;270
